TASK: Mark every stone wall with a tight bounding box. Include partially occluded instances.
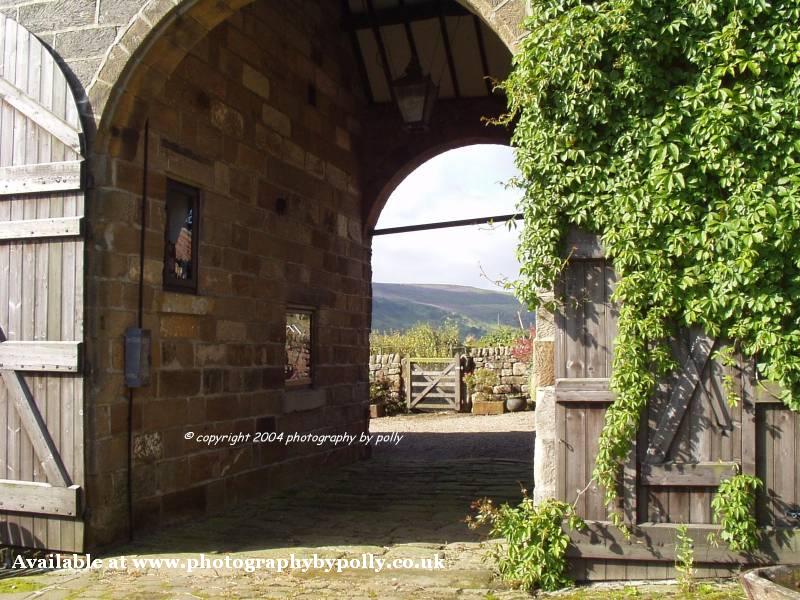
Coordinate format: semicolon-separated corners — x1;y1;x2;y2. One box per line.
465;346;531;403
368;354;403;403
83;0;371;548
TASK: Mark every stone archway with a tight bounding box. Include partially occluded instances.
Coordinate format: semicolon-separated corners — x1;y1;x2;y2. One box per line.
88;0;528;141
77;0;523;549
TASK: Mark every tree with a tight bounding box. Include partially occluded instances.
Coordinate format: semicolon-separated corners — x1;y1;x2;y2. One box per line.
504;0;800;514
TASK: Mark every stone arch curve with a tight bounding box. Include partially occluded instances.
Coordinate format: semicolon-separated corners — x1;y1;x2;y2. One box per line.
88;0;527;140
366;136;512;231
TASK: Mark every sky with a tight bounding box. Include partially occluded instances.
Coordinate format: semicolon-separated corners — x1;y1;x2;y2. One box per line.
372;144;523;291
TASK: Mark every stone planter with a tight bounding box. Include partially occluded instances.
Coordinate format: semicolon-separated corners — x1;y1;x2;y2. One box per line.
505;395;527;412
742;566;800;599
369;403;386;418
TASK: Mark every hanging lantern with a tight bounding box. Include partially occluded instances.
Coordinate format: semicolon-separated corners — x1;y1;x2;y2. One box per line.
391;55;438;131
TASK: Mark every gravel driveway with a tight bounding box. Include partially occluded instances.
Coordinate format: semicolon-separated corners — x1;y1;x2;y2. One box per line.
369;411;535;461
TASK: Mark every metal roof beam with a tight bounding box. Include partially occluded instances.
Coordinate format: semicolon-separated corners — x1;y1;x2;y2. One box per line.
371;214;521;236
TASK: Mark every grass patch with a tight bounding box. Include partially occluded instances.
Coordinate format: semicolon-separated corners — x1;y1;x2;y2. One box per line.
0;577;45;593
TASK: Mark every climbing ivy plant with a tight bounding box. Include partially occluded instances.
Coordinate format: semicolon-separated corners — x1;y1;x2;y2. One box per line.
709;473;763;553
504;0;800;516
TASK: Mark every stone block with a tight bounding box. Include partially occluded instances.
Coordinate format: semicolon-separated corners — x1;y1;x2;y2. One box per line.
19;0;95;32
159;369;202;397
532;340;555;388
160;315;201;338
211;100;244;137
242;63;270;99
55;27;118;59
262;104;291;137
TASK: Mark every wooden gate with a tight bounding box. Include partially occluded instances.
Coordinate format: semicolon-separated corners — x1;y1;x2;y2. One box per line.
554;231;800;579
405;358;462;411
0;15;85;552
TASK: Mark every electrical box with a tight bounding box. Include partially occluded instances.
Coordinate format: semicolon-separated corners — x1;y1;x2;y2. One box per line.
124;327;151;388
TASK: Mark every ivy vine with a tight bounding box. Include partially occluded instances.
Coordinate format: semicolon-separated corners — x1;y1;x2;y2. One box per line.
709;473;763;553
503;1;800;516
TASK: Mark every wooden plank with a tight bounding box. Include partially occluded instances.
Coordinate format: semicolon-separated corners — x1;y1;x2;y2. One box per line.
27;36;49;548
0;480;79;516
564;261;585;378
623;429;639;525
453;358;462;411
556;391;615;403
774;407;796;527
645;335;715;463
341;0;469;31
0;369;70;486
404;358;412;410
409;357;457;363
436;0;460;97
564;228;604;259
754;380;785;404
568;521;800;564
0;161;82;195
14;21;36;548
641;462;738;486
585;406;607;520
555;378;614;403
365;0;397;104
1;14;18;547
0;216;82;240
566;404;587;515
0;341;80;371
554;272;567;380
0;77;81;154
472;15;493;95
555;377;610;391
741;361;757;476
583;262;606;378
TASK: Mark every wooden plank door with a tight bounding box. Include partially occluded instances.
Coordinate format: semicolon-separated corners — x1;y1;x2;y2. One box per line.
638;330;742;525
0;15;85;552
555;250;744;527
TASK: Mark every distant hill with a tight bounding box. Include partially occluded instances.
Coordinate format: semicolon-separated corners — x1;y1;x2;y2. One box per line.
372;283;535;339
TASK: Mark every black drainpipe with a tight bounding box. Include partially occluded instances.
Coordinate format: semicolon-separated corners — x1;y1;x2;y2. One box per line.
128;119;149;541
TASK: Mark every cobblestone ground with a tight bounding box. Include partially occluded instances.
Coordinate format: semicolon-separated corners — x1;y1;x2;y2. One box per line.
1;414;536;599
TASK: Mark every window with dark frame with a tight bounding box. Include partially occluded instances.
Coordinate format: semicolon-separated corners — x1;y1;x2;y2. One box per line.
163;179;200;293
285;309;313;387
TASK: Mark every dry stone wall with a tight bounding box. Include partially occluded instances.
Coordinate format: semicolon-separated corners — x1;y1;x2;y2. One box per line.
464;346;530;400
368;354;403;403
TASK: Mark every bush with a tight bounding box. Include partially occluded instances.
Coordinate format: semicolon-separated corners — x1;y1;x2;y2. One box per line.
370;323;460;358
473;326;522;348
464;368;499;393
466;494;585;592
369;377;406;416
369;378;390;405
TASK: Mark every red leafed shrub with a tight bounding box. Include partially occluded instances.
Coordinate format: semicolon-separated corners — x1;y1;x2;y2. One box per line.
511;327;536;363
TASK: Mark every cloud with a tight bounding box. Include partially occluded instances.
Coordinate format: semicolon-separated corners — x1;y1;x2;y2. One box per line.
373;144;523;290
